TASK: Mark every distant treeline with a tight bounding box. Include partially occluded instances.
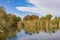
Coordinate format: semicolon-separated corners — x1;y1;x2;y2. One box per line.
19;14;60;33
0;6;60;39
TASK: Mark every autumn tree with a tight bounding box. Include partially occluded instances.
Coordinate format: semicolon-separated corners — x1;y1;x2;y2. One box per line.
30;15;39;20
23;15;30;21
23;15;39;21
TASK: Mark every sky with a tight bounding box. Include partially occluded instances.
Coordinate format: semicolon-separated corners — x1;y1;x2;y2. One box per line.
0;0;60;18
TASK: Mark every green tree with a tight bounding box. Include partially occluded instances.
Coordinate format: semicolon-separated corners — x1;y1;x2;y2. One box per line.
45;14;52;20
0;6;8;40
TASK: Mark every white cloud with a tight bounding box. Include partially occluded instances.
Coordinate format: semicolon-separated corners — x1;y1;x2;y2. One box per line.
16;6;54;15
16;0;60;16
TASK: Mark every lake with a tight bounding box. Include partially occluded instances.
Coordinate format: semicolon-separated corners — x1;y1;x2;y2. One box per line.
7;29;60;40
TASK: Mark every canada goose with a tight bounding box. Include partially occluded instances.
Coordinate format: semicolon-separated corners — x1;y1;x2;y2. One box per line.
37;32;39;34
52;30;55;33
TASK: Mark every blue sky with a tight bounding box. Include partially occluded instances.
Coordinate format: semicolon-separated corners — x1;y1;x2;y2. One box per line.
0;0;60;18
0;0;35;18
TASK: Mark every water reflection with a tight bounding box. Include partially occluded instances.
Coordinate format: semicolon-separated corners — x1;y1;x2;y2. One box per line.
18;30;60;40
7;29;25;40
6;29;60;40
0;27;60;40
17;29;26;37
7;36;17;40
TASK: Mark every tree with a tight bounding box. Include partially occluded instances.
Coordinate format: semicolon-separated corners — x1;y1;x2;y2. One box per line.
7;14;21;30
0;6;8;40
0;6;22;39
53;16;60;29
45;14;52;20
30;15;39;20
23;15;30;21
23;15;39;21
0;6;7;20
16;17;21;22
0;6;8;31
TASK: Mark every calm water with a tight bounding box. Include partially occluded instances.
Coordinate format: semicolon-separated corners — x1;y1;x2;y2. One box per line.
7;29;60;40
